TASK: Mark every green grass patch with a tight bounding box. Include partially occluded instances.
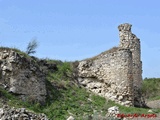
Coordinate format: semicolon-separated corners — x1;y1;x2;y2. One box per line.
142;78;160;99
1;79;159;120
148;96;160;101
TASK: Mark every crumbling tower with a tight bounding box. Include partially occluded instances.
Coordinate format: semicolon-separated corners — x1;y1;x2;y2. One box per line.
118;23;142;89
77;23;145;107
118;23;144;107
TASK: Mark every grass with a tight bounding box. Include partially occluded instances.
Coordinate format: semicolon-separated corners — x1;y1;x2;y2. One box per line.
142;78;160;100
45;58;63;65
148;96;160;101
1;60;160;120
0;85;152;120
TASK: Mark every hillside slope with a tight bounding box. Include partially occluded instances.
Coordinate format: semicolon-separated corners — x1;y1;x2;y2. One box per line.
0;48;160;120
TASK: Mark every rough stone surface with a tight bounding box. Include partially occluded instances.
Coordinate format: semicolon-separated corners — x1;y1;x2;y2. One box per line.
106;106;119;118
67;116;75;120
77;23;145;107
0;49;47;104
0;105;48;120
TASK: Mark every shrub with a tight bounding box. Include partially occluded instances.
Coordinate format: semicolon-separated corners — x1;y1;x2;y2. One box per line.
26;39;38;55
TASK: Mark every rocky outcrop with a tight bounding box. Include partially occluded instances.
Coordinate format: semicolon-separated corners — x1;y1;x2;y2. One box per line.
0;49;47;104
106;106;120;119
77;23;145;107
0;105;48;120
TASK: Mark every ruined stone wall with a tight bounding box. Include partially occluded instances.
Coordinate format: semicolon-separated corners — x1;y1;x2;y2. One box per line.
77;23;145;107
118;23;144;107
118;23;142;89
78;48;134;106
0;49;47;104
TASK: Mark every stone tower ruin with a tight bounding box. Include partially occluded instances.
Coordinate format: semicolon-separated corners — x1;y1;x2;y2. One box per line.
76;23;145;107
118;23;142;89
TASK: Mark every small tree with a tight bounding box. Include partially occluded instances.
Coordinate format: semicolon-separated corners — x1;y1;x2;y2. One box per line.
26;39;38;55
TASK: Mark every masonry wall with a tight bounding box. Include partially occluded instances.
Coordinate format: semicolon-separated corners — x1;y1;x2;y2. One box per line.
118;23;142;89
78;48;134;106
118;23;144;106
77;23;145;107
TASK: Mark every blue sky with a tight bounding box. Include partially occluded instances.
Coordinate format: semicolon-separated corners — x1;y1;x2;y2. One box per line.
0;0;160;78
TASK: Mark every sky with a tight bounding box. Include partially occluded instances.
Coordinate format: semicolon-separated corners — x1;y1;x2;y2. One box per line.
0;0;160;78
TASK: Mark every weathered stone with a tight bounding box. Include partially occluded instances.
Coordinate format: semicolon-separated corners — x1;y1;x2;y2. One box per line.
20;108;26;113
124;101;132;106
118;96;123;100
108;106;119;113
9;86;16;93
0;49;47;104
148;110;153;113
106;106;119;119
0;108;3;116
76;23;145;107
67;116;75;120
0;106;48;120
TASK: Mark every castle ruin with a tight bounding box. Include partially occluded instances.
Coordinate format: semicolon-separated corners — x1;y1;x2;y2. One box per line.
77;23;145;107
